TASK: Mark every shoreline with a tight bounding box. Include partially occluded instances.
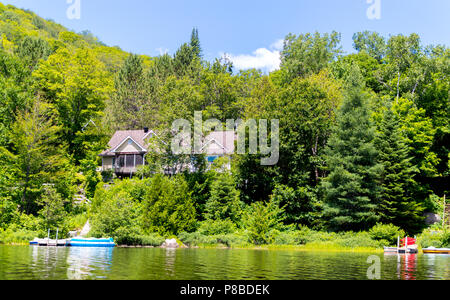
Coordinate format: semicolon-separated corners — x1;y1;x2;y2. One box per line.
2;242;383;253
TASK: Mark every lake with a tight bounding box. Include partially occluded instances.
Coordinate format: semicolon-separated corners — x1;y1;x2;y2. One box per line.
0;245;448;280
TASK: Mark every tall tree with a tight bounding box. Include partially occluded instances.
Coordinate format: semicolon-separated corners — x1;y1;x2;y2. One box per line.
11;100;72;215
321;66;382;231
33;47;112;163
352;31;386;61
281;31;342;81
375;106;425;233
190;27;202;58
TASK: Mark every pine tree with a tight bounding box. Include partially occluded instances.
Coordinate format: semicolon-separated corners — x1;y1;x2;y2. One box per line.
204;173;242;223
322;66;382;231
190;27;202;58
375;106;425;233
108;54;154;130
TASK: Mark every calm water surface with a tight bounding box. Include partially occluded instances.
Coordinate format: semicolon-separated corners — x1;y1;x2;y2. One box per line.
0;245;449;280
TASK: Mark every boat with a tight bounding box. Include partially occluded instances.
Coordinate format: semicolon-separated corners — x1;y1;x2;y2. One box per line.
422;247;450;254
68;238;115;248
29;238;40;245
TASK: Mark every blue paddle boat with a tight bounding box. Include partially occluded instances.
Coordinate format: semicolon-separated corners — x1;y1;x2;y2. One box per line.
68;238;115;248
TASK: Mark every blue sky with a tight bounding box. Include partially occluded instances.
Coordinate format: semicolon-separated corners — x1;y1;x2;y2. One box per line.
2;0;449;72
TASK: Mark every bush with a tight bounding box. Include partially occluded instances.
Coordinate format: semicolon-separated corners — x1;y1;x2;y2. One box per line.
204;173;242;223
369;223;405;246
244;199;287;245
442;232;450;247
418;229;449;248
111;226;165;246
178;231;248;248
0;227;40;244
198;219;237;236
142;174;197;236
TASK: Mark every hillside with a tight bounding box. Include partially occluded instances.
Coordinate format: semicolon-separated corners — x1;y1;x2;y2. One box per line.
0;2;448;245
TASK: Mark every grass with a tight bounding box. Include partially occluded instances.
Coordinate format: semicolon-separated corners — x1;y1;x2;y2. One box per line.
186;242;383;253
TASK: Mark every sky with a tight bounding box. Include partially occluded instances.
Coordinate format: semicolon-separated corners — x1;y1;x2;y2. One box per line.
2;0;450;72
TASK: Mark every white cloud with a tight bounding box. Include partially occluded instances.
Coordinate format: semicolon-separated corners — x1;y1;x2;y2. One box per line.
225;39;284;73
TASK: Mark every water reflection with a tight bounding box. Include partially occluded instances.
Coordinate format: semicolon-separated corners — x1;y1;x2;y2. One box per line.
67;247;113;280
1;246;448;280
163;248;177;277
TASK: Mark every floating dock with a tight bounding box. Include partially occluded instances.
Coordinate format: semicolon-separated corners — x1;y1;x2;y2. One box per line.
383;236;419;254
30;237;115;248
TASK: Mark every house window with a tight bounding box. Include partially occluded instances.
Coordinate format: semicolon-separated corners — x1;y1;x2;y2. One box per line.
135;154;144;166
126;155;134;167
207;156;219;163
117;155;125;168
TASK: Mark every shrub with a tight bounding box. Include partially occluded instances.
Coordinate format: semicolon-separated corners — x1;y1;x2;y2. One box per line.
112;226;164;246
204;173;242;223
418;229;450;248
142;174;197;235
178;231;248;247
0;227;39;244
198;219;237;236
244;199;287;245
369;223;405;246
442;232;450;247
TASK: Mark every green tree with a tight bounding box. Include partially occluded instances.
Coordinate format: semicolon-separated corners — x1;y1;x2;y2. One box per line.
352;31;386;61
375;106;425;233
11;100;72;215
16;36;51;71
33;47;113;163
107;54;156;131
38;185;67;231
142;174;196;235
281;31;342;81
204;172;242;223
244;198;286;245
321;67;382;231
190;27;202;58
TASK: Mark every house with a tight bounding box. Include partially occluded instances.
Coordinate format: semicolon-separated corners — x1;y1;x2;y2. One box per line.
99;128;155;177
99;128;236;177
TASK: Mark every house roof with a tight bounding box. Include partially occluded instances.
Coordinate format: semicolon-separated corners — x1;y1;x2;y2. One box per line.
100;130;154;156
99;129;237;156
202;131;236;155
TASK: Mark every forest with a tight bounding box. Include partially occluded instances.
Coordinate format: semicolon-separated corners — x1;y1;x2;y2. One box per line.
0;3;448;249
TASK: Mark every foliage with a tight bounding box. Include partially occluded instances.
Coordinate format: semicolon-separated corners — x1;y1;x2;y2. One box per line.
197;219;237;236
321;67;383;232
0;3;447;246
204;172;242;223
369;223;405;246
243;198;288;245
142;174;197;236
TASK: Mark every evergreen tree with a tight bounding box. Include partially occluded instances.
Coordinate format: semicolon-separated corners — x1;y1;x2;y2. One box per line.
204;172;242;223
108;54;154;130
190;27;202;58
375;106;425;233
322;67;382;231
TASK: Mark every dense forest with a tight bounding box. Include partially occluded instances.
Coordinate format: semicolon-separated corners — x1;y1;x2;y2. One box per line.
0;3;448;248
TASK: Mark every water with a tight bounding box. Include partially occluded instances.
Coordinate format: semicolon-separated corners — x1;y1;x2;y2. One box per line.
0;245;449;280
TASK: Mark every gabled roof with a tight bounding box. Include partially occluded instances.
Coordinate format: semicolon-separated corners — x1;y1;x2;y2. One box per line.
100;130;155;156
202;131;236;155
99;129;236;156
